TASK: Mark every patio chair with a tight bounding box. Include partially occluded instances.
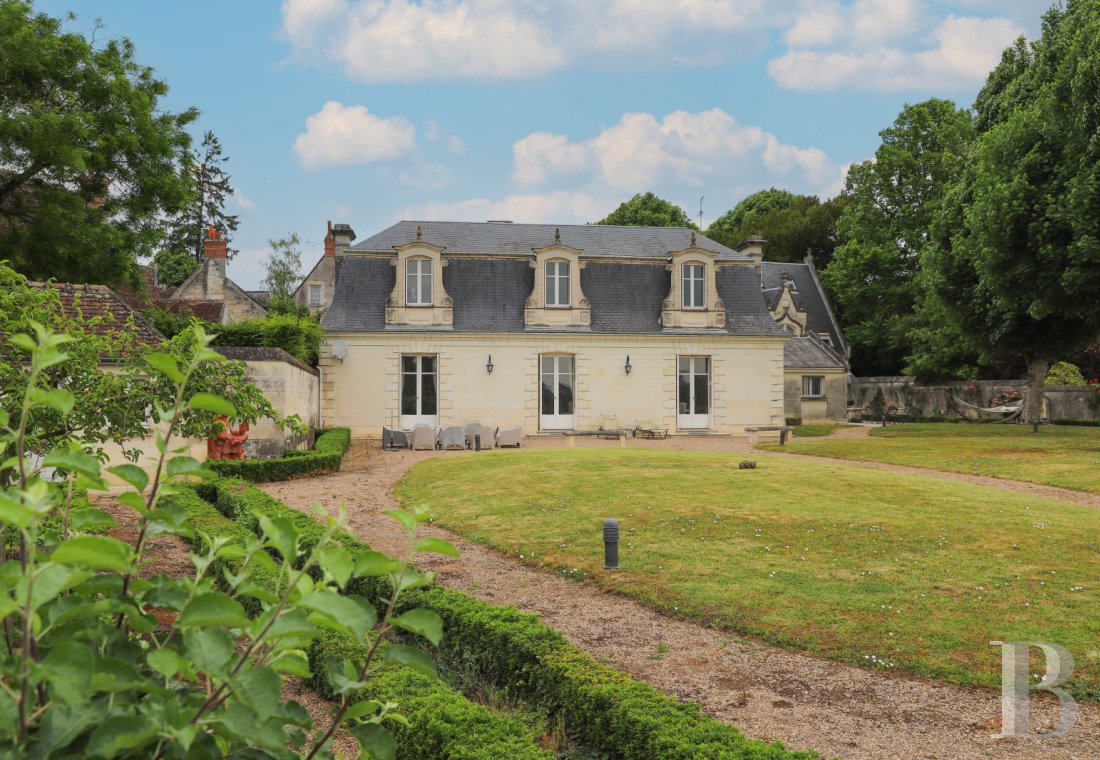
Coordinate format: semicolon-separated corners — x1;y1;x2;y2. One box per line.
410;425;436;451
597;414;626;439
634;419;669;439
463;422;482;448
383;426;410;450
496;427;523;448
472;425;496;450
439;425;466;450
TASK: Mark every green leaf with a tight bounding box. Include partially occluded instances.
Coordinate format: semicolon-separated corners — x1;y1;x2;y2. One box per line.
52;536;133;573
70;507;117;532
299;592;376;639
177;592;250;629
258;514;298;563
188;392;235;417
166;455;206;477
146;352;184;383
387;608;443;646
115;491;148;515
42;640;94;706
184;629;235;677
345;699;382;721
382;643;437;678
86;716;159;758
351;723;396;760
0;492;37;528
147;648;184;680
416;537;460;558
354;550;403;577
107;464;149;492
27;387;75;415
232;665;282;720
43;446;101;480
269;650;312;678
318;545;353;589
385;509;416;532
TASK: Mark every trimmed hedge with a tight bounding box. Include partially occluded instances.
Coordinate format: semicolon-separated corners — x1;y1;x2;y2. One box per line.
1052;418;1100;427
197;478;818;760
208;427;351;482
166;483;550;759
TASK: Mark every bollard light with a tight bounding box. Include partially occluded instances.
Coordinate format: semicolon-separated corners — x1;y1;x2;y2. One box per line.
474;433;482;452
779;427;787;446
603;518;620;570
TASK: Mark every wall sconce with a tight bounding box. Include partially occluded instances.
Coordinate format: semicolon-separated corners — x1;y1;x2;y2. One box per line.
624;355;632;375
486;354;494;374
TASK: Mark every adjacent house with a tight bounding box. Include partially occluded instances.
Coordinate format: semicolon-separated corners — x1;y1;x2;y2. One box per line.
166;227;268;324
761;259;850;422
315;220;815;438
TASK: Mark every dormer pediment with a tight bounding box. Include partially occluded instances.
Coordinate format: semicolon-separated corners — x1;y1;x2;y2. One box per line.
385;232;453;328
524;233;591;329
660;243;726;330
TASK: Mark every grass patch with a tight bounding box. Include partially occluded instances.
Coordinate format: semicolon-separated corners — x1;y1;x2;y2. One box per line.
791;424;848;437
764;423;1100;493
397;449;1100;695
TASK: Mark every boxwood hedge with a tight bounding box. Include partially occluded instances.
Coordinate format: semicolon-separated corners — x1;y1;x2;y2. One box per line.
191;478;819;760
208;427;351;482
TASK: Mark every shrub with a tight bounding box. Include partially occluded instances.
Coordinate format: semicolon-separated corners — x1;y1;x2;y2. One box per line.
208;427;351;482
1046;361;1088;386
209;313;322;366
1052;418;1100;427
784;417;802;426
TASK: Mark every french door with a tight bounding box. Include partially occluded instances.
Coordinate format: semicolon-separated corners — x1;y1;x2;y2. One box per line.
400;354;438;429
677;356;710;429
540;355;575;430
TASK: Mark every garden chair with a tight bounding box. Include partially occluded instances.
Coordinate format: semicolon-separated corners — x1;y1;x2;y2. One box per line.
410;425;436;451
439;425;466;450
634;419;668;439
496;427;523;448
597;414;626;439
383;426;410;450
464;422;482;448
472;425;496;450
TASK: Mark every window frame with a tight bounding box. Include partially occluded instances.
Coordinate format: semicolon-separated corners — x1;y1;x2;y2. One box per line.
307;283;323;307
405;257;433;306
682;263;705;310
544;259;571;308
802;375;825;399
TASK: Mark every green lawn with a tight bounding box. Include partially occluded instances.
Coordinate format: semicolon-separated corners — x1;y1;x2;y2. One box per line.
791;423;849;437
764;423;1100;493
397;449;1100;696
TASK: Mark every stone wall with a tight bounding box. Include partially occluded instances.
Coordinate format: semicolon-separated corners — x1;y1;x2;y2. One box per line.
851;376;1100;422
215;347;321;456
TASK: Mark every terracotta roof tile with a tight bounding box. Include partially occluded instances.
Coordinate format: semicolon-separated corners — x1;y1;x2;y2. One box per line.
31;283;165;348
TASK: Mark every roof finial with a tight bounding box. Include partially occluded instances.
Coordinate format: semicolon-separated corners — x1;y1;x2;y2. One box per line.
554;227;561;244
416;225;423;240
690;230;696;246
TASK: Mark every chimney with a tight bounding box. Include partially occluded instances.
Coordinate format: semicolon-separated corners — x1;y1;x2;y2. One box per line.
203;226;226;298
331;223;356;256
324;220;336;257
735;235;766;270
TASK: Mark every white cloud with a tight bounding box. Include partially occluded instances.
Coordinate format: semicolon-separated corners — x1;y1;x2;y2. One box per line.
770;3;1024;92
294;101;416;169
232;190;258;211
280;0;777;82
403;191;611;225
514;109;845;196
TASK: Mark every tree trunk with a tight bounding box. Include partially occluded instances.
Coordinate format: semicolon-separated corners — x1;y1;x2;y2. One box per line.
1025;357;1050;425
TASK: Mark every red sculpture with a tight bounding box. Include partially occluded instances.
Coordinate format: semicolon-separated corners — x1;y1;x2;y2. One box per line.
207;416;249;460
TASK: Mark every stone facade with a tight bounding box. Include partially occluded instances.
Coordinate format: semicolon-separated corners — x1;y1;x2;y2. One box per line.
169;227;268;323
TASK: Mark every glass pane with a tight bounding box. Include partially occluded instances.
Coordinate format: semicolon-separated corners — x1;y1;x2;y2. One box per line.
422;271;432;305
401;372;417;415
678;374;690;413
557;356;571;375
693;277;704;308
695;357;708;375
421;371;437;415
678;356;690;373
694;373;709;414
540;355;553;374
558;271;569;306
682;268;692;308
421;355;436;373
541;377;555;414
545;272;555;305
402;356;417;373
558;372;574;414
406;273;417;304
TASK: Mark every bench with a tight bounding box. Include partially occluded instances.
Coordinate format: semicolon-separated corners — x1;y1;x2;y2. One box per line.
563;429;629;448
744;425;789;445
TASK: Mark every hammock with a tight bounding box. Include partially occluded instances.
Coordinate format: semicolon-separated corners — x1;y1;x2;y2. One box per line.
949;395;1025;423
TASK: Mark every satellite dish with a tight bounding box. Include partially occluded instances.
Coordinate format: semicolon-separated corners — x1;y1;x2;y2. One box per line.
331;340;348;361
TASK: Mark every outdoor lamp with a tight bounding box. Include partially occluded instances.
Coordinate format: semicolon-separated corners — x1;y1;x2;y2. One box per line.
486;354;494;374
625;355;632;374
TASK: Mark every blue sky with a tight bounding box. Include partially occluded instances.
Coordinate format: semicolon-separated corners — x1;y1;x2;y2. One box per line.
41;0;1049;289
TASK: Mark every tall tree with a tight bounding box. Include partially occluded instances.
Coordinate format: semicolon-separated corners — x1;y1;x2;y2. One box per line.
921;1;1100;423
262;233;303;302
821;99;974;376
162;130;240;264
0;2;196;286
707;190;848;268
597;192;698;229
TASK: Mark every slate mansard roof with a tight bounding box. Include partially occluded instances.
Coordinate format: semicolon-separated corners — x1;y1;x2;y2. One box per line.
324;221;784;337
761;262;847;358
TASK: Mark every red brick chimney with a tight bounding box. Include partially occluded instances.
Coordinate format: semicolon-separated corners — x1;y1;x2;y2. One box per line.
203;226;227;259
324;220;335;257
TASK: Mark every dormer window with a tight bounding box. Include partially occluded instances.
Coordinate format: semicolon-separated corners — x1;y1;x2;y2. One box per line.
545;259;570;307
682;264;705;309
406;257;433;306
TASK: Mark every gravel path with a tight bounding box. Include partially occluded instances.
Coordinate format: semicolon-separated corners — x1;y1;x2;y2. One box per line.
262;441;1100;760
